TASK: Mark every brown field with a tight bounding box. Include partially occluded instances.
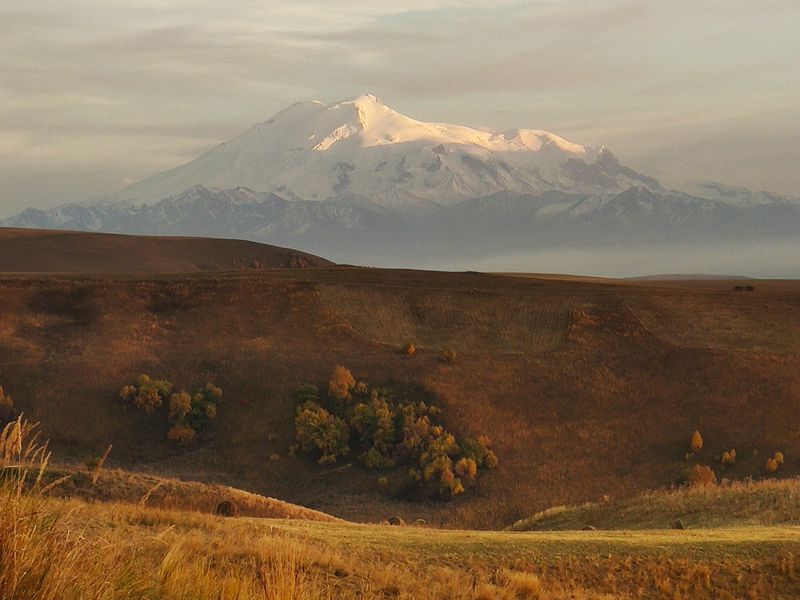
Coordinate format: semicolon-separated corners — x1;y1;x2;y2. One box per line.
0;230;799;529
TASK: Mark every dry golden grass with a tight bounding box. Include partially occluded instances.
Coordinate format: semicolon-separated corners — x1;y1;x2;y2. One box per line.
628;290;800;353
317;283;571;354
43;464;341;522
509;477;800;531
4;419;800;599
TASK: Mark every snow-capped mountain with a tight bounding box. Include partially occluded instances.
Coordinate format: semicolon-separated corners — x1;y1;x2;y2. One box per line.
3;94;800;274
114;94;659;211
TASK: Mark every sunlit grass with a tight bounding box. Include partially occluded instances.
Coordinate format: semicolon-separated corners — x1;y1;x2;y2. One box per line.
3;419;800;599
508;478;800;531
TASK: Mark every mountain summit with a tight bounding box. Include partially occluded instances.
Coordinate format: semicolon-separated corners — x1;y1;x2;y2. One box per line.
4;95;799;275
115;94;658;211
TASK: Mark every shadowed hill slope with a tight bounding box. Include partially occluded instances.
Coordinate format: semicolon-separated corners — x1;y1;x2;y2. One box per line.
0;267;798;528
0;228;334;273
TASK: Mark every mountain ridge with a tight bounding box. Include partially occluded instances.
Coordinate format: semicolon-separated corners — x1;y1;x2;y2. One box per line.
3;94;800;275
112;93;661;208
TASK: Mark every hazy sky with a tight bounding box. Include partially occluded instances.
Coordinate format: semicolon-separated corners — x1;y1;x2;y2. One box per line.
1;0;798;217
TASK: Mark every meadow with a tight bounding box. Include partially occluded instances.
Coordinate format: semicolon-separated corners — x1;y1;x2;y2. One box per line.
4;419;800;600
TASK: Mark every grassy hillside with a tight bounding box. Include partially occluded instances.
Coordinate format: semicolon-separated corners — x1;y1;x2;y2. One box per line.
0;266;798;528
0;228;333;273
508;478;800;531
4;471;800;598
2;421;799;600
44;464;340;522
9;497;800;599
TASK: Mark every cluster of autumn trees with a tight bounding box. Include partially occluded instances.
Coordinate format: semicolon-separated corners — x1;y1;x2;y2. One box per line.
293;366;497;497
684;429;787;487
120;374;222;442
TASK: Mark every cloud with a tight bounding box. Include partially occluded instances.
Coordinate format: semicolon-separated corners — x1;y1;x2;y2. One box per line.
0;0;798;216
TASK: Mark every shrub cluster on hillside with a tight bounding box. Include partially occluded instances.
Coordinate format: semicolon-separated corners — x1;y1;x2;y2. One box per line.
292;366;497;497
121;375;222;442
682;428;789;487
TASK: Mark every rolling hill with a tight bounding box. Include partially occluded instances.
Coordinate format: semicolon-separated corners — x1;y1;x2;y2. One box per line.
0;228;333;273
1;255;798;528
508;478;800;531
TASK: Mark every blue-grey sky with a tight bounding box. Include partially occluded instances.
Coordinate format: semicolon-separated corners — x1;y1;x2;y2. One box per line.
1;0;798;216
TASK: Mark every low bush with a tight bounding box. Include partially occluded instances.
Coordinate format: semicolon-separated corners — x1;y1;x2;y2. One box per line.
439;348;457;364
685;464;716;487
328;365;355;400
293;366;496;497
168;391;192;422
690;430;703;453
721;449;736;465
121;374;172;414
166;423;196;443
295;402;350;464
120;375;222;442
